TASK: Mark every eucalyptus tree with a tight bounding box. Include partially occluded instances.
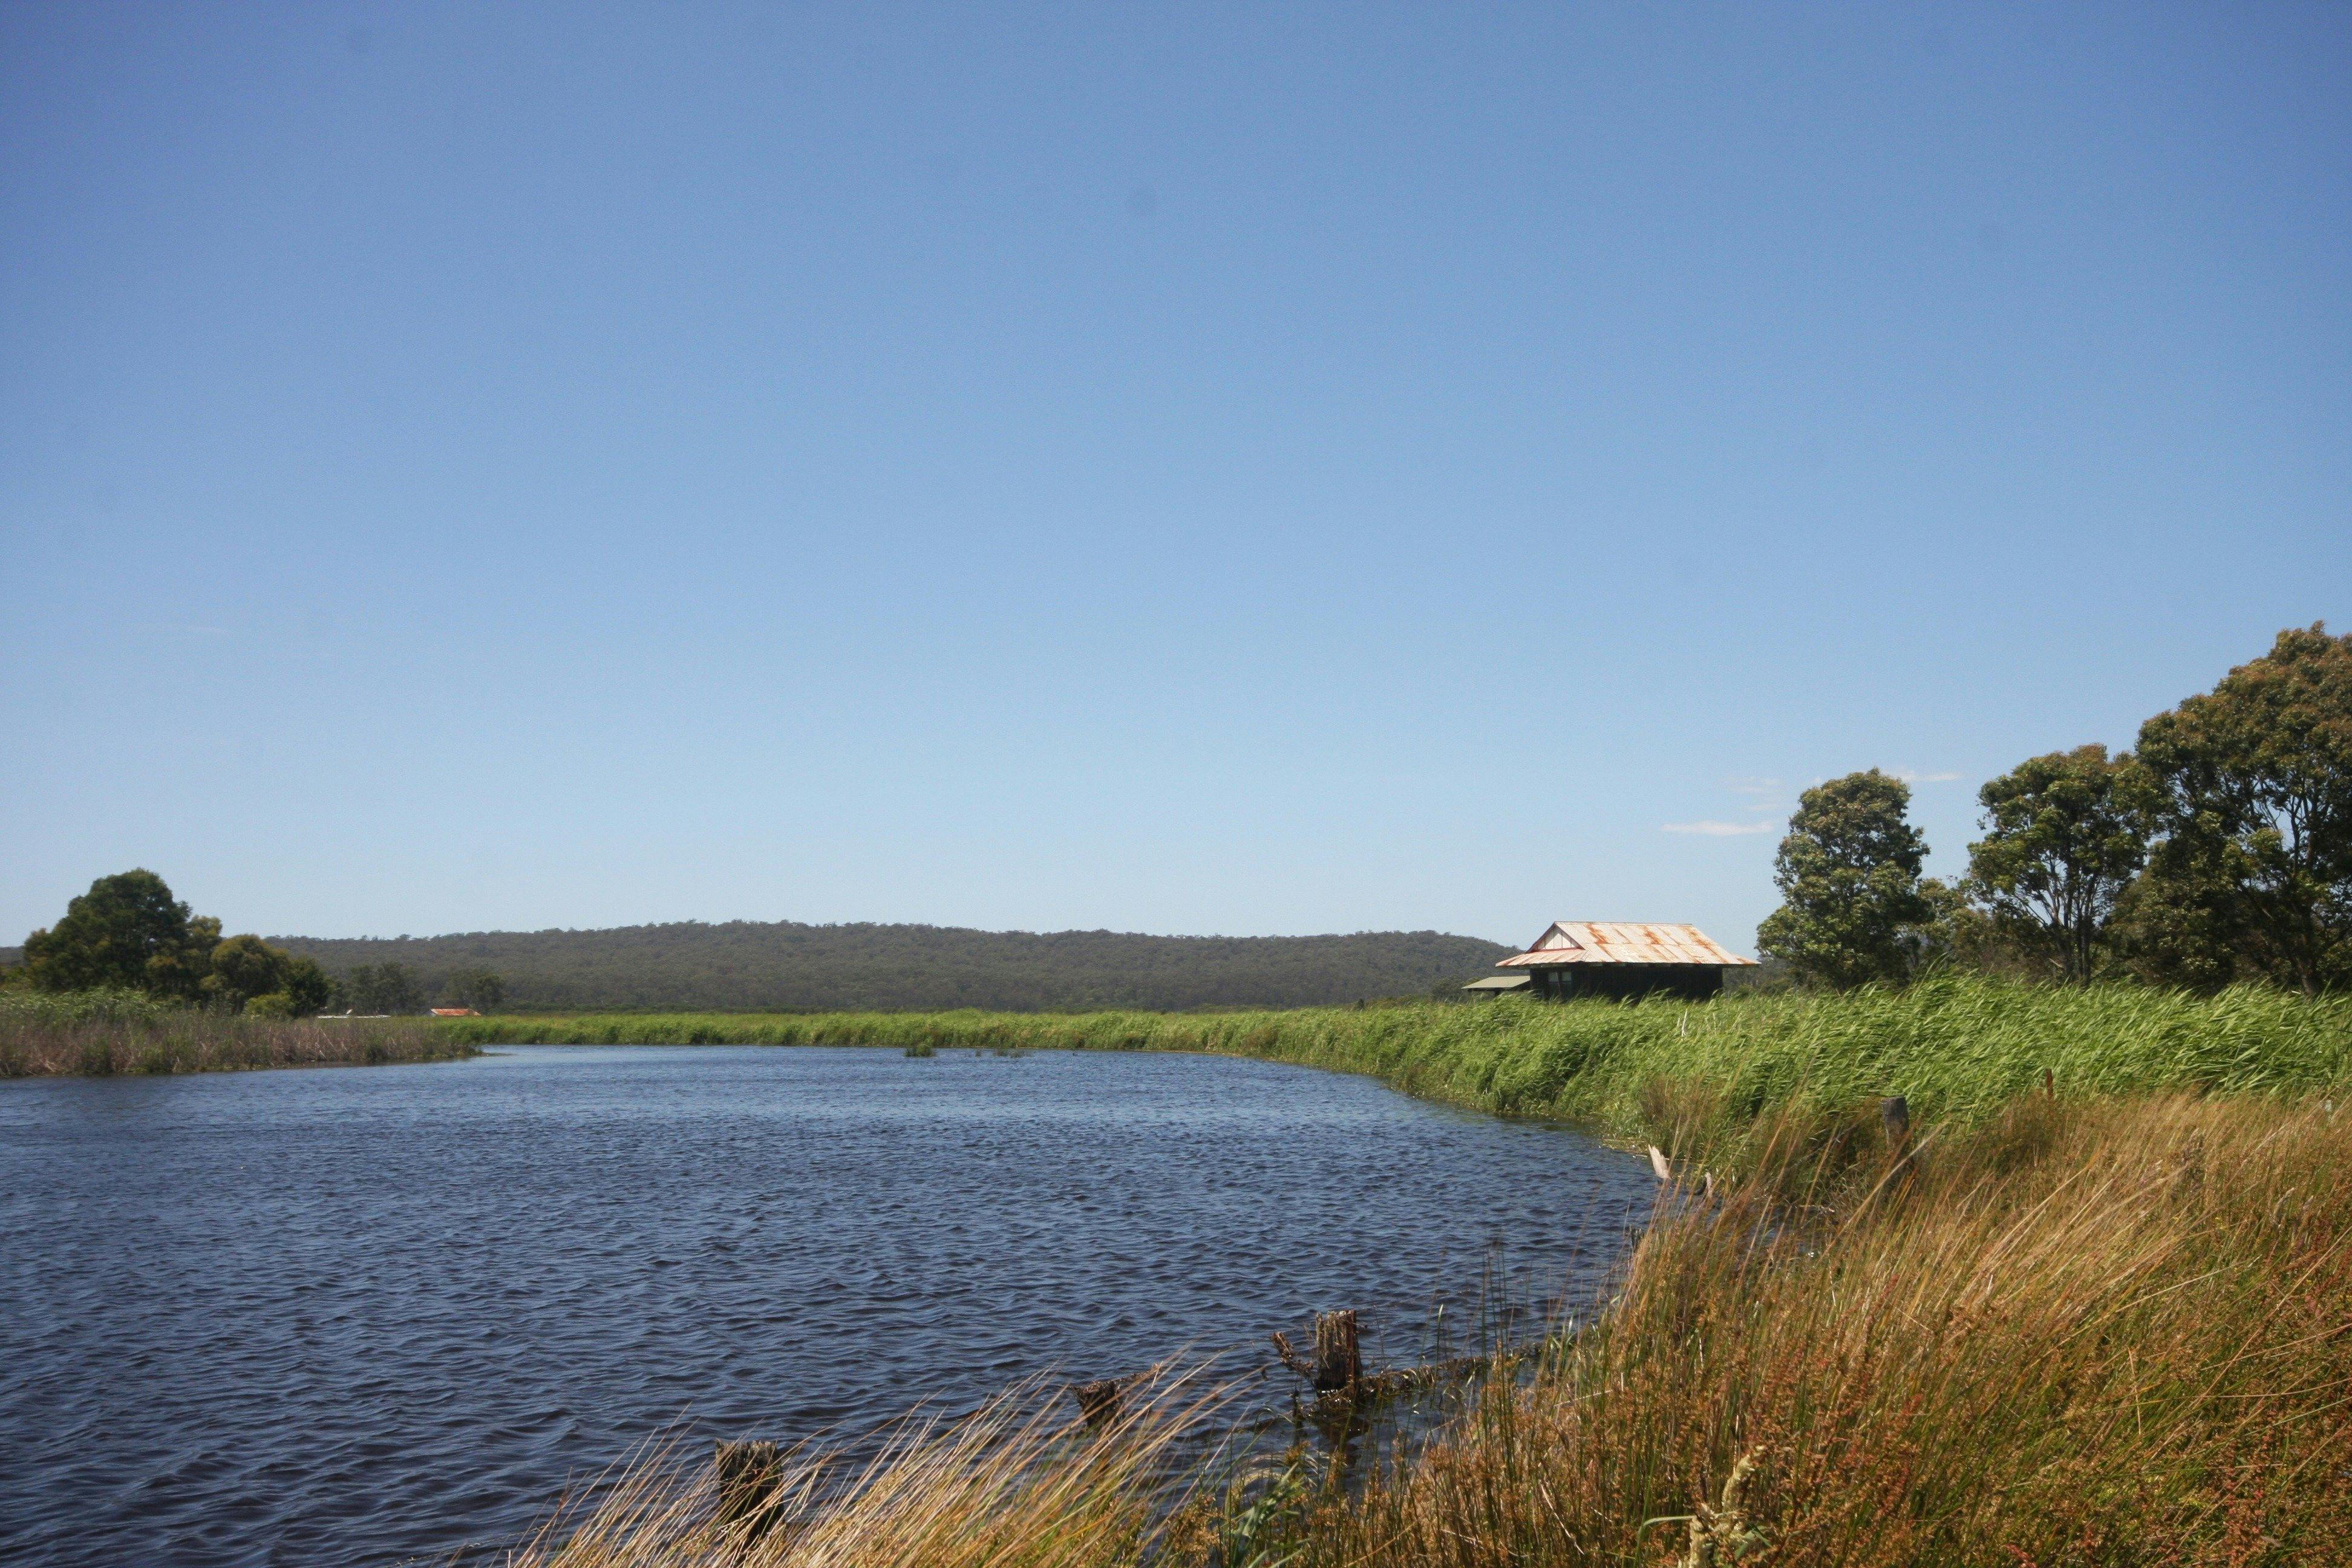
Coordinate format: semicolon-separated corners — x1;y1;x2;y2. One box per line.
19;869;220;997
1757;769;1936;989
1965;745;2147;982
2125;624;2352;993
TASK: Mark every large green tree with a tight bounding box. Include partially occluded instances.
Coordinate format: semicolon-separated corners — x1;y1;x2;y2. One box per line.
1757;769;1936;989
2123;624;2352;992
20;871;220;997
1964;745;2148;982
204;934;333;1016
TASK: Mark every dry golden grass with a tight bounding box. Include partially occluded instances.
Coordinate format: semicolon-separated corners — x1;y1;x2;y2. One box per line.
506;1373;1230;1568
508;1092;2351;1568
1301;1092;2352;1567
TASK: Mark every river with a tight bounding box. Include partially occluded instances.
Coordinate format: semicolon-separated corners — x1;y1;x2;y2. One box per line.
0;1044;1651;1566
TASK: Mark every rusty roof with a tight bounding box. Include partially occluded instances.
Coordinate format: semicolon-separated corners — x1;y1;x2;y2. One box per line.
1495;922;1757;969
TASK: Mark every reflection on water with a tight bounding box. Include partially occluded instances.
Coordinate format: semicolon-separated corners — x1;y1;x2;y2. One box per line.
0;1045;1650;1566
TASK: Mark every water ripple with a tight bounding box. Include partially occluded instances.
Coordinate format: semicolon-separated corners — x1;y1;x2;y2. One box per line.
0;1045;1650;1566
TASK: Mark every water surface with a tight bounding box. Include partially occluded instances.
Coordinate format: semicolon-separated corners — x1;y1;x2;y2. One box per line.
0;1045;1650;1566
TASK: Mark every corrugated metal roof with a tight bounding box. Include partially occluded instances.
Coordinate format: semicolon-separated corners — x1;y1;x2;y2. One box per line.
1462;975;1533;990
1495;922;1757;969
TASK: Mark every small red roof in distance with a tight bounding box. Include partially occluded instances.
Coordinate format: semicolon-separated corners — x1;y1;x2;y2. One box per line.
1496;922;1757;968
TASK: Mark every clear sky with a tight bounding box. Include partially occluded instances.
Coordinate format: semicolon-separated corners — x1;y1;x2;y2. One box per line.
3;2;2347;953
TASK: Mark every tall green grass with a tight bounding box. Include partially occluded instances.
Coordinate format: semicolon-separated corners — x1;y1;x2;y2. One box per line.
442;976;2352;1158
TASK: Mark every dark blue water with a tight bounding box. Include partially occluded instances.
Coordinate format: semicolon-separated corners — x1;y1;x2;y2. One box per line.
0;1045;1650;1566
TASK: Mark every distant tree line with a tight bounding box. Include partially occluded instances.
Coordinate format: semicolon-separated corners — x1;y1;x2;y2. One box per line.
267;925;1514;1013
1759;624;2352;992
5;892;1503;1016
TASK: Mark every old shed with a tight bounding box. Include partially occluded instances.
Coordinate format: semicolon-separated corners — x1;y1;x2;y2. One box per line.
1486;921;1756;1001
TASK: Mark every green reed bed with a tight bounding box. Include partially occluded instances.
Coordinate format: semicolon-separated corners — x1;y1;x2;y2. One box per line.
0;989;480;1077
442;978;2352;1165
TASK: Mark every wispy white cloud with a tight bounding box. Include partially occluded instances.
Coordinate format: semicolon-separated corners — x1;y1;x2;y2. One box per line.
1663;820;1776;836
1893;769;1961;784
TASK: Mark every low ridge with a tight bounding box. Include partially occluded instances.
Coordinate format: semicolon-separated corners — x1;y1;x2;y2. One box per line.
270;920;1515;1013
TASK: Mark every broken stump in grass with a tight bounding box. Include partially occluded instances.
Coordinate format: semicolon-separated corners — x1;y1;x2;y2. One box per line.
1070;1377;1125;1428
714;1439;785;1540
1312;1310;1362;1392
1881;1096;1910;1151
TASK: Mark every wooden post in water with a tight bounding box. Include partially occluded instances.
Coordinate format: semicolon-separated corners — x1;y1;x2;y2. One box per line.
714;1439;784;1540
1312;1310;1362;1391
1070;1377;1125;1428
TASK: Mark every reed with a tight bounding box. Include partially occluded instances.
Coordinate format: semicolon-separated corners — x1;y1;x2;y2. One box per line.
0;990;479;1077
440;978;2352;1170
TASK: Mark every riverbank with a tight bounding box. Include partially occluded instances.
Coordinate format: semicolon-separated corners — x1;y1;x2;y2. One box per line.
0;992;480;1076
441;977;2352;1169
474;981;2352;1563
512;1083;2352;1566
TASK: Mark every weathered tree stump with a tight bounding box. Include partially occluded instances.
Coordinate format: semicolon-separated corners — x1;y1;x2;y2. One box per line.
714;1439;785;1541
1070;1377;1125;1428
1881;1096;1910;1151
1312;1309;1362;1392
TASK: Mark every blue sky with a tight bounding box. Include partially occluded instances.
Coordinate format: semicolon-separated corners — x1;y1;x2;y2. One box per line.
4;2;2347;953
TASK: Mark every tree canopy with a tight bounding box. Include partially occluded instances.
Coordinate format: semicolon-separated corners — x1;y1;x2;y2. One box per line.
19;871;333;1014
1965;745;2146;982
1756;770;1936;990
21;871;218;997
2123;624;2352;993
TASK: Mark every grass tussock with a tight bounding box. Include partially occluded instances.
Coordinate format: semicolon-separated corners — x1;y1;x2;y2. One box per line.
0;990;479;1077
442;977;2352;1170
508;1373;1226;1568
510;1093;2352;1567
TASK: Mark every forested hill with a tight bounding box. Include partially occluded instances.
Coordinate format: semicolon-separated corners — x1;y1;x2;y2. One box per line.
267;922;1517;1013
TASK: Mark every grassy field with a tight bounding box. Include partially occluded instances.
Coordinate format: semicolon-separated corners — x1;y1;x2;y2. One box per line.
0;990;481;1077
443;976;2352;1168
514;1089;2352;1567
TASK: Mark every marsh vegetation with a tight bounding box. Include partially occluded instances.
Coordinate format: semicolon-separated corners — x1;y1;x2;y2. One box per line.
0;989;479;1077
441;976;2352;1169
